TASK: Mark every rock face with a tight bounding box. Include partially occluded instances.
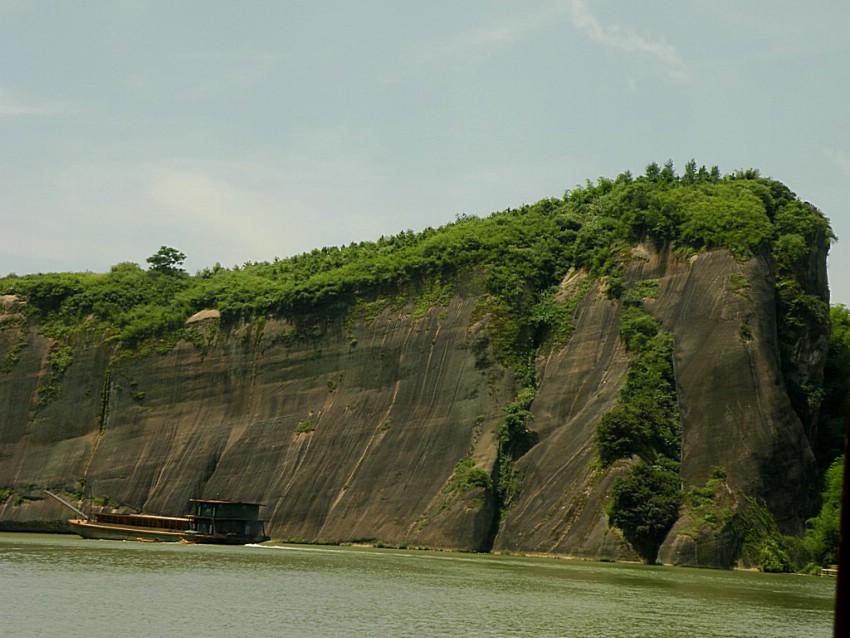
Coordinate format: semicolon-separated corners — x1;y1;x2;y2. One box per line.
0;246;825;566
492;246;819;564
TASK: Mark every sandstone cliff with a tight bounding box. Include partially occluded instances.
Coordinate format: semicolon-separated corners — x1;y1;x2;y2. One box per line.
494;246;820;567
0;244;826;567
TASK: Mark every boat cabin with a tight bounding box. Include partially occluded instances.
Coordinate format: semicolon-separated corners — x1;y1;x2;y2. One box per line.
183;499;268;544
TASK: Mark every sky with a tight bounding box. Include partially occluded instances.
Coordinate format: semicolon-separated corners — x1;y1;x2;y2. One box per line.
1;1;848;305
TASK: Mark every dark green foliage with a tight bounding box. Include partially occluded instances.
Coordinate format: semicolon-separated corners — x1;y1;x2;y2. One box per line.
294;420;314;434
618;306;660;352
683;467;734;533
48;343;73;376
146;246;187;275
495;387;537;514
608;461;682;563
738;497;801;573
677;183;772;259
805;455;844;565
814;305;850;473
597;311;679;466
769;199;833;431
118;303;191;348
0;162;832;380
598;300;683;561
752;537;794;573
4;272;91;316
621;280;658;307
499;386;536;460
1;340;27;373
529;279;591;349
446;456;491;493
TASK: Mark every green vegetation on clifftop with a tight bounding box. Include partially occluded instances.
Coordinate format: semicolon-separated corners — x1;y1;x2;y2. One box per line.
1;162;832;376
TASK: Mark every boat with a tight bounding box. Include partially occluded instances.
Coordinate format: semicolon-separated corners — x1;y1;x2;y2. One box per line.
46;491;268;545
68;512;190;542
180;498;269;545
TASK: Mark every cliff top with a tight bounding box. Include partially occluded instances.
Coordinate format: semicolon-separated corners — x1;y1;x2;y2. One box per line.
0;162;832;365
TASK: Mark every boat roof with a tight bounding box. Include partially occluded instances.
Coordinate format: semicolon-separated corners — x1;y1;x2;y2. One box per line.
97;513;189;522
188;498;265;506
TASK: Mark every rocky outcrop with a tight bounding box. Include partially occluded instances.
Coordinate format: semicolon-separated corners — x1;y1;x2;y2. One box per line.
492;245;818;561
0;245;826;566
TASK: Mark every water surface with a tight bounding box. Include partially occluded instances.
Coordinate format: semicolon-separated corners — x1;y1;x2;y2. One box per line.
0;533;835;637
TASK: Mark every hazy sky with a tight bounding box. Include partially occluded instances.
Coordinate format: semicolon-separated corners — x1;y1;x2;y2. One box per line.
1;1;848;305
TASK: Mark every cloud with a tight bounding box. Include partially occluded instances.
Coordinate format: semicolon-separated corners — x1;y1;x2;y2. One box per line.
408;3;568;66
826;149;850;178
148;169;282;254
0;88;66;116
567;0;689;82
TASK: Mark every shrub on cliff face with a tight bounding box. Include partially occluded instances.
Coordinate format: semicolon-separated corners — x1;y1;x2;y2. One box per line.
618;306;660;352
495;387;537;515
596;309;679;467
770;199;833;436
737;497;802;573
814;305;850;473
608;461;682;563
682;467;735;534
446;456;491;493
598;300;683;562
805;455;844;566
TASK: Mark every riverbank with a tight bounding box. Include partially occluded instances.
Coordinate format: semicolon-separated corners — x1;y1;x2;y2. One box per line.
0;520;72;534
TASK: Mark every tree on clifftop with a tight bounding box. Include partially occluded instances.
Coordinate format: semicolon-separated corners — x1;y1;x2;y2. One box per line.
146;246;186;275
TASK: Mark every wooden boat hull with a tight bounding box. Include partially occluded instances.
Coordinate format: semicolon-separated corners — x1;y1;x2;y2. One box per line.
68;518;187;543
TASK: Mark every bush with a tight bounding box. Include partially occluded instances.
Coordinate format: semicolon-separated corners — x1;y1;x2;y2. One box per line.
608;462;682;563
619;306;660;352
446;457;491;493
295;420;314;434
677;183;773;259
805;455;844;565
597;312;679;466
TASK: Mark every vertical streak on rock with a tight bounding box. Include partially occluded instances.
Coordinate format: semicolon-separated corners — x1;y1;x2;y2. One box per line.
81;368;111;482
325;379;401;517
671;347;685;468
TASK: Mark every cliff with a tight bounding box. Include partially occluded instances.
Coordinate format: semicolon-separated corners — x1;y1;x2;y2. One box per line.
0;167;834;567
0;244;825;564
0;290;512;549
494;246;820;567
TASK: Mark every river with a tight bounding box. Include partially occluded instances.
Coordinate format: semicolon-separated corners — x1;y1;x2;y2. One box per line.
0;533;835;637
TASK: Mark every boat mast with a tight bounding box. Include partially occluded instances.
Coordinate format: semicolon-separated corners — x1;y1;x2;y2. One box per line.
44;490;90;520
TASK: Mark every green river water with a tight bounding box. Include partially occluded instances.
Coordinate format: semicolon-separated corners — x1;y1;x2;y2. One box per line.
0;533;836;637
